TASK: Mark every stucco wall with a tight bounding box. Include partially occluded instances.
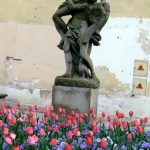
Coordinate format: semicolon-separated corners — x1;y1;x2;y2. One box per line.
0;1;150;117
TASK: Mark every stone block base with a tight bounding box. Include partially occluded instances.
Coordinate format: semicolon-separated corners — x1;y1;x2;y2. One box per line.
52;85;98;114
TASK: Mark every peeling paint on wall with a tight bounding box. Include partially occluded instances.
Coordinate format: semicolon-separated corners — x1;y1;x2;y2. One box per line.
137;29;150;55
95;66;130;95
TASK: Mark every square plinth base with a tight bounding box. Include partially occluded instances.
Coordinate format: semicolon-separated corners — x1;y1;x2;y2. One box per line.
52;85;98;114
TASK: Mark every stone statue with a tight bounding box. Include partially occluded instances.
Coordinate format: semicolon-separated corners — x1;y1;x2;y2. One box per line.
53;0;110;88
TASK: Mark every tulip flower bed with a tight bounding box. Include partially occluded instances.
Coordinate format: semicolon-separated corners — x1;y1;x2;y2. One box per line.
0;101;150;150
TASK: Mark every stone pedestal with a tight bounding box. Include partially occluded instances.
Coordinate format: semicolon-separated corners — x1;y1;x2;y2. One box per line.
52;85;98;114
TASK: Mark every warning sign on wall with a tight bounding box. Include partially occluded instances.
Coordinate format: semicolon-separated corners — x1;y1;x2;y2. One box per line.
133;60;148;77
132;78;147;96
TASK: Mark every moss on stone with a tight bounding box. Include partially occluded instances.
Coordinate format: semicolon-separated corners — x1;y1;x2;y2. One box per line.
54;76;100;88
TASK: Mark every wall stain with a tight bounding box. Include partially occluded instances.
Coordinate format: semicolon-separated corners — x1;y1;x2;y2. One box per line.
138;29;150;55
95;66;130;94
0;0;150;24
40;90;51;99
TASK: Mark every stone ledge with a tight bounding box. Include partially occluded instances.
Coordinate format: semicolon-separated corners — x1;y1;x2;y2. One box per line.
0;94;8;99
55;76;100;89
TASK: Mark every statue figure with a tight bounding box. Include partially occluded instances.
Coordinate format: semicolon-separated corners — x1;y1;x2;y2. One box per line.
53;0;110;87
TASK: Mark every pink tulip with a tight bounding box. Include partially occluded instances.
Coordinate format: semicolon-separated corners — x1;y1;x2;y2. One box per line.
10;132;16;140
28;136;36;145
87;131;93;137
4;136;13;145
39;128;45;137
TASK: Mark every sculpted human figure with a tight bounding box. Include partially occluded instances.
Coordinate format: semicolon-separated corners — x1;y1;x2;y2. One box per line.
53;0;110;79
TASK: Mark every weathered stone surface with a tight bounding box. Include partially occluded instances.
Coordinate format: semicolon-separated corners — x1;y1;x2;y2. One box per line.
55;76;100;89
52;85;98;114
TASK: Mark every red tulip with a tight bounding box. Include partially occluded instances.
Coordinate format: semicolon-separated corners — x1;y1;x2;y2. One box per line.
71;111;75;116
22;108;26;114
99;117;103;123
50;106;54;111
35;105;39;110
13;146;21;150
58;107;62;113
72;128;78;135
28;105;32;111
108;123;114;131
86;137;93;146
67;115;72;120
91;113;96;118
113;119;121;127
107;115;111;122
2;127;9;135
116;110;119;117
144;117;148;123
117;113;124;119
136;125;143;134
91;120;96;126
80;113;84;118
29;111;34;117
75;113;79;118
127;134;132;141
7;114;12;121
53;114;59;121
67;131;73;140
30;117;37;127
64;144;72;150
89;107;94;113
47;125;52;131
54;125;59;133
67;120;72;126
131;120;138;127
102;112;106;117
79;118;83;123
99;139;107;148
122;121;128;130
26;127;34;135
50;138;58;147
16;103;21;108
140;118;144;125
24;117;29;123
42;118;47;124
129;111;134;117
0;120;4;127
11;118;17;125
87;131;94;137
11;107;17;115
93;125;99;133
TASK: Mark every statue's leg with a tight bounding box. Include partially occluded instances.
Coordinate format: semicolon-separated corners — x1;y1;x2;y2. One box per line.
64;51;73;77
63;37;73;77
79;43;95;78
